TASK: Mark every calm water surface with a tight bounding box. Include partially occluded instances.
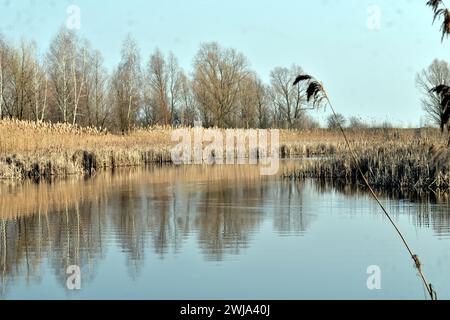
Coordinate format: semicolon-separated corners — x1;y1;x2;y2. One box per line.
0;162;449;300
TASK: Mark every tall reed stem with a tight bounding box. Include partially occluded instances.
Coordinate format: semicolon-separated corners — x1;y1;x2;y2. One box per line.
322;87;437;300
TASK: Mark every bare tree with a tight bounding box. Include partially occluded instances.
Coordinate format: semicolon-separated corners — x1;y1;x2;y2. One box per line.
235;73;261;128
47;28;80;123
145;49;170;125
71;45;87;125
85;50;109;128
179;72;197;126
348;116;368;129
0;37;47;122
0;30;332;131
110;35;142;133
192;42;249;127
253;78;271;129
31;57;48;122
167;52;182;125
416;59;450;126
4;40;38;120
269;65;311;129
143;50;182;126
327;113;346;130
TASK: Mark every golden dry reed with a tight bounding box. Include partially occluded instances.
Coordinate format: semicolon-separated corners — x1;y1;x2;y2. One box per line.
283;128;450;191
0;119;449;191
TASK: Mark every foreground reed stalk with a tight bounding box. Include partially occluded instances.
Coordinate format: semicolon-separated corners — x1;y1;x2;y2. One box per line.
294;75;438;300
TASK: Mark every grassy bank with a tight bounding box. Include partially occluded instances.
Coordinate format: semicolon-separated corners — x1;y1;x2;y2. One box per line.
283;129;450;191
0;120;174;180
0;120;449;192
0;119;342;180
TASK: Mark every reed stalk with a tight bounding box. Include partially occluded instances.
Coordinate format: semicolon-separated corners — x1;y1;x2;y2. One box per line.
294;75;438;300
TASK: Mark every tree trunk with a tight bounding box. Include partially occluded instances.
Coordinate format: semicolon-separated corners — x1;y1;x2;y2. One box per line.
41;77;47;122
63;58;68;122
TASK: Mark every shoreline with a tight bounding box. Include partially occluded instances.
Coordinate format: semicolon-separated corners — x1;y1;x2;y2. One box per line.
0;120;449;192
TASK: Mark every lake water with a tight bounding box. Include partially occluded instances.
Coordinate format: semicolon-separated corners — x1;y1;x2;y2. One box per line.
0;162;449;300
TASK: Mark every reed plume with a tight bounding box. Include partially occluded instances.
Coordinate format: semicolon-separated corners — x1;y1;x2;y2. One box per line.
294;73;438;300
293;75;326;108
427;0;450;41
427;0;443;13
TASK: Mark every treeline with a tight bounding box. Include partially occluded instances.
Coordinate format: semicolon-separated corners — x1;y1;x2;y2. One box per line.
326;113;396;130
0;27;322;133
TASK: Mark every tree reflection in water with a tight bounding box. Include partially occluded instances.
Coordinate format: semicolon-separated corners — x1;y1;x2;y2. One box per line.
0;162;448;295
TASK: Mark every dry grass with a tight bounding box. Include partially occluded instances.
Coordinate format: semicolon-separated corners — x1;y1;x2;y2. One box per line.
0;119;340;179
0;119;173;155
1;119;424;157
0;119;449;191
0;119;174;179
283;128;450;191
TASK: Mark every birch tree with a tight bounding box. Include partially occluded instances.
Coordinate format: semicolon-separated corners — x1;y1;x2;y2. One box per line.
47;28;86;124
47;29;72;122
167;52;182;125
111;36;142;133
71;45;87;125
31;60;48;122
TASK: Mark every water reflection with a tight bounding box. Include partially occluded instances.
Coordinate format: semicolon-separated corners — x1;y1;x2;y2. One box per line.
0;163;449;298
313;179;450;238
0;164;316;296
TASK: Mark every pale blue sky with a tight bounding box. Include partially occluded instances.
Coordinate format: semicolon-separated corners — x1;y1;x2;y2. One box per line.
1;0;449;126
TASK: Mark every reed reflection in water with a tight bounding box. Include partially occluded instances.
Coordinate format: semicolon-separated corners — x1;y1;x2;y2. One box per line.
0;162;449;299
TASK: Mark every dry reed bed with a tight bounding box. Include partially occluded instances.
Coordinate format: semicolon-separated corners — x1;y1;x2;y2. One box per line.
0;119;344;180
0;120;449;192
0;120;174;179
284;136;450;191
